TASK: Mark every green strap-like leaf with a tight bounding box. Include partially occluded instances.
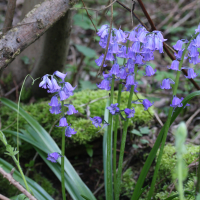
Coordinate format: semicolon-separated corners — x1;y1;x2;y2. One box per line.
1;97;96;200
131;91;200;200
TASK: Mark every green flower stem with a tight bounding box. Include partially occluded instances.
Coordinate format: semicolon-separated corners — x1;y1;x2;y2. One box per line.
12;156;30;192
106;75;115;200
115;85;134;200
61;101;66;200
147;33;199;200
113;80;122;197
16;74;38;192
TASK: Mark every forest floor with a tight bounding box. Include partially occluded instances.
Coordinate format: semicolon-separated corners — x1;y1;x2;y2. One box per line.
1;0;200;199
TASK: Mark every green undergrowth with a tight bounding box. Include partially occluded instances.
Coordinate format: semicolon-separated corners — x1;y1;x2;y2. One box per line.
1;90;153;152
121;144;199;199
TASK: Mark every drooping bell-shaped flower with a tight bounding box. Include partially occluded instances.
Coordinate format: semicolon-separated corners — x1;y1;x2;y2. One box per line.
128;30;137;41
95;54;104;66
107;103;120;115
64;82;76;97
124;107;135;118
135;54;144;65
39;74;49;89
51;76;61;92
97;24;109;38
143;99;154;110
90;116;102;128
131;41;141;53
49;104;62;115
57;117;68;127
173;40;185;51
184;68;198;79
110;63;120;76
168;60;180;71
47;152;62;163
126;74;135;86
49;96;60;107
97;79;111;90
65;104;78;115
145;34;155;51
115;28;127;43
59;90;69;101
143;65;156;76
170;96;183;108
65;125;77;137
106;49;115;61
160;78;175;89
118;67;127;80
117;45;127;58
53;71;67;81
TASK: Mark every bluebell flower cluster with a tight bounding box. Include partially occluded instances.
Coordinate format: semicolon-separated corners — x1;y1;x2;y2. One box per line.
39;71;77;162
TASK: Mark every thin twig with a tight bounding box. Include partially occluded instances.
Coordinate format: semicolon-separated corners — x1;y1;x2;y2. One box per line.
80;0;97;32
72;0;110;86
97;0;113;75
70;0;117;11
0;194;10;200
186;108;200;128
116;0;200;91
3;0;17;33
0;167;37;200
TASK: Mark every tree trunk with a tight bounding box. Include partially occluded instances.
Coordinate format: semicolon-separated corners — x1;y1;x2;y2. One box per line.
2;0;72;98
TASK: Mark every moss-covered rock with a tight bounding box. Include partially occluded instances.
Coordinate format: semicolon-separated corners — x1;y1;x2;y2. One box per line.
1;90;153;152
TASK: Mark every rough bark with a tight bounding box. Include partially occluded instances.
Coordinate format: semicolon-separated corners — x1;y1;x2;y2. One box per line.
0;0;70;72
26;10;72;97
3;0;17;34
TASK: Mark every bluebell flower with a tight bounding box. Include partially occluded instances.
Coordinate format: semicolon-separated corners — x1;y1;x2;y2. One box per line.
97;24;109;38
153;30;167;42
65;125;77;137
184;103;190;108
51;76;61;92
39;74;49;89
124;108;135;118
170;96;183;108
195;34;200;47
49;96;60;107
174;49;187;60
57;117;68;127
135;54;144;65
143;99;154;110
189;56;200;64
59;90;69;101
47;152;62;162
106;50;115;61
131;41;141;53
143;65;156;76
168;60;180;71
107;103;120;115
118;67;127;79
53;71;67;81
49;104;62;114
90;116;102;128
195;24;200;33
142;50;154;61
145;34;155;51
95;54;104;66
173;40;185;51
110;42;120;54
97;79;111;90
63;82;76;97
126;74;135;86
160;78;175;89
137;29;148;43
110;63;120;76
188;41;199;57
127;48;136;59
117;46;127;58
115;28;127;43
46;77;54;93
184;68;198;79
128;30;137;42
65;104;78;115
126;59;135;70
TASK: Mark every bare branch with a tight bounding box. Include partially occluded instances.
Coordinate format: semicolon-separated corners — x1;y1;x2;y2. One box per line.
3;0;17;34
0;167;37;200
0;194;10;200
0;0;70;72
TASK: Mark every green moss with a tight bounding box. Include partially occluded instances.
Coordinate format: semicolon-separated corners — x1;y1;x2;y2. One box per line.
33;173;56;196
1;90;153;149
121;168;136;198
0;174;18;197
